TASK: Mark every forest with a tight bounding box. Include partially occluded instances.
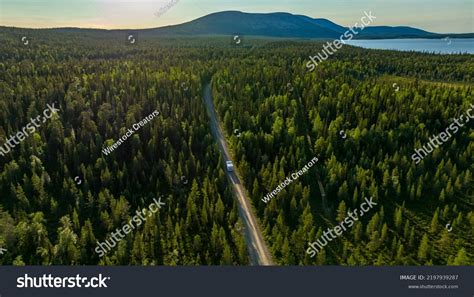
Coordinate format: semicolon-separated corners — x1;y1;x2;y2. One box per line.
212;41;473;265
0;27;472;265
0;30;248;265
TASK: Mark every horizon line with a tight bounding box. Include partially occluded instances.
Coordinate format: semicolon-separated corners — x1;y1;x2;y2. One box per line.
0;10;472;34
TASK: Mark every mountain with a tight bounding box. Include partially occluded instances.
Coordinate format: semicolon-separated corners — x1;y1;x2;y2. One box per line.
138;11;471;39
3;11;473;39
145;11;342;38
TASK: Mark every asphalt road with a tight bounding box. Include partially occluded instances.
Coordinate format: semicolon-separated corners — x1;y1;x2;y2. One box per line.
203;83;274;266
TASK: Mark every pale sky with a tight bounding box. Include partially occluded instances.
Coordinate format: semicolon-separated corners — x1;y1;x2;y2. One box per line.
0;0;472;33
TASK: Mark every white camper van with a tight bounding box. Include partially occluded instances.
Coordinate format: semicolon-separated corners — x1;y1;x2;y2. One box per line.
226;161;234;172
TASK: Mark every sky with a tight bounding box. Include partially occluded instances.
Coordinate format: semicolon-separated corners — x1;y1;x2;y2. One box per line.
0;0;472;33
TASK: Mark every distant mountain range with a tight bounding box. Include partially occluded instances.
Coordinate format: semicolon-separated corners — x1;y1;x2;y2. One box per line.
7;11;474;39
139;11;447;39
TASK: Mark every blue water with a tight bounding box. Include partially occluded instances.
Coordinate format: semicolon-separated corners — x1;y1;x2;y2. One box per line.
345;38;474;54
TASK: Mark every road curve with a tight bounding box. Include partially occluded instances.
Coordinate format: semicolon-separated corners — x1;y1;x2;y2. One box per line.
203;82;274;266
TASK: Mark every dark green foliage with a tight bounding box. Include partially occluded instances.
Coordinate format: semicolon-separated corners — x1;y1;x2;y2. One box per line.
211;41;473;265
0;28;472;266
0;31;249;265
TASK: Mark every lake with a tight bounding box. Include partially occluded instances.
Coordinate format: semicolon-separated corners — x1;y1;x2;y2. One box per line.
345;38;474;54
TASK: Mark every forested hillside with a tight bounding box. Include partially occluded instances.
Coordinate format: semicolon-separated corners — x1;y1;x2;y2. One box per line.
211;43;474;265
0;28;472;265
0;31;248;265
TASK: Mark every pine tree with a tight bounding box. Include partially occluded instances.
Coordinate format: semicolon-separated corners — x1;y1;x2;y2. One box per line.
430;209;439;233
417;234;430;262
451;248;469;265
